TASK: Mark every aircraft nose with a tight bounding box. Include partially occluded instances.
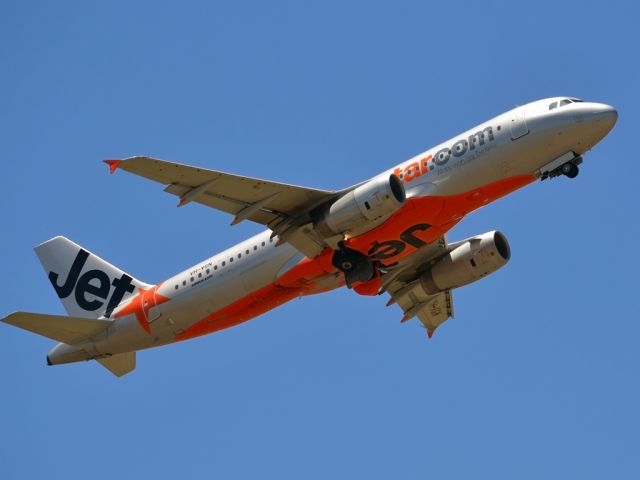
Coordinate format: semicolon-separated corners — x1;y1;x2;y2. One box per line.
591;103;618;130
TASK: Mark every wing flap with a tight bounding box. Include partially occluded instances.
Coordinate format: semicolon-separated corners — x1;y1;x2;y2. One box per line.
2;311;112;344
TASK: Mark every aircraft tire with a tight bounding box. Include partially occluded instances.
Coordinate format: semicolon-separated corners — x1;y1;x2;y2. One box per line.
562;163;579;178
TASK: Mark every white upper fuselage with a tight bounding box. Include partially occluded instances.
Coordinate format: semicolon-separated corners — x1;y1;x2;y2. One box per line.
47;97;617;364
386;97;616;195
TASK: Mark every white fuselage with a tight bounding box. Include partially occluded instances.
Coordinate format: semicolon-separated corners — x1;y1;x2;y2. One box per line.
48;97;617;364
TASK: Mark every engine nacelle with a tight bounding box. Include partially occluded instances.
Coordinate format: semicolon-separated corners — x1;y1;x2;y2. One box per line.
420;231;511;294
314;174;405;237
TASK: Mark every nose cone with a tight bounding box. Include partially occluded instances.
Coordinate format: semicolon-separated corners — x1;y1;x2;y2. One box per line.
575;102;618;149
591;103;618;131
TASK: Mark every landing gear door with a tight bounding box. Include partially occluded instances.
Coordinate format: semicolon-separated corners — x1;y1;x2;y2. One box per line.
510;110;529;140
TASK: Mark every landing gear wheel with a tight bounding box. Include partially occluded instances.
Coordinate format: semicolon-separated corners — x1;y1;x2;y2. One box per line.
561;162;579;179
339;260;353;271
332;247;376;288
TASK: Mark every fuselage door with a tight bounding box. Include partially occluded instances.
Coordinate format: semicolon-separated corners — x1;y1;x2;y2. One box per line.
510;109;529;140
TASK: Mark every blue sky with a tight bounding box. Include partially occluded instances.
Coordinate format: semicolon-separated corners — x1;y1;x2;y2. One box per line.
1;1;639;478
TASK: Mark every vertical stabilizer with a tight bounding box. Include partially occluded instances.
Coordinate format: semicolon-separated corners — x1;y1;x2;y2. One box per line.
34;236;151;319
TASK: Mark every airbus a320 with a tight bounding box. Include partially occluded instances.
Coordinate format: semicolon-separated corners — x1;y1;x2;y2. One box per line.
2;97;617;376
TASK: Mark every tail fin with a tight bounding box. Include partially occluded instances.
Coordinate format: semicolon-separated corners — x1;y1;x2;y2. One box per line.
35;236;151;319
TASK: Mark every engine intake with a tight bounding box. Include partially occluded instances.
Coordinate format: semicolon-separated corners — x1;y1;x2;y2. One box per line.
315;174;405;237
421;231;510;294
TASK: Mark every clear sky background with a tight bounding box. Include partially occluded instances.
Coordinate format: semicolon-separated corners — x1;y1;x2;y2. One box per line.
1;1;639;478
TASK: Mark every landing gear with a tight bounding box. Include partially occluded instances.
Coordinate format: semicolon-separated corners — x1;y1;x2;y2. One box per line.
332;246;376;288
561;162;579;178
539;154;583;181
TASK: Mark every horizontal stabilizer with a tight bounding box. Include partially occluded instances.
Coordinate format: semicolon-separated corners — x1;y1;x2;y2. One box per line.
2;311;112;345
97;352;136;377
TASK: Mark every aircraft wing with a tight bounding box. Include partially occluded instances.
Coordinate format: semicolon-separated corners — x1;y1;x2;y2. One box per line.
381;236;455;337
106;156;342;258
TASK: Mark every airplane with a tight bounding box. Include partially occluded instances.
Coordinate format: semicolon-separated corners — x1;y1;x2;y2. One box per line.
1;97;617;377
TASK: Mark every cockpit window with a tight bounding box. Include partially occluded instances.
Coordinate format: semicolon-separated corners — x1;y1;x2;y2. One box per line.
550;98;582;110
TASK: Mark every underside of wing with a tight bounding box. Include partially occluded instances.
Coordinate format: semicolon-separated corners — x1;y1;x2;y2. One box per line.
107;156;342;257
382;235;455;337
396;288;454;338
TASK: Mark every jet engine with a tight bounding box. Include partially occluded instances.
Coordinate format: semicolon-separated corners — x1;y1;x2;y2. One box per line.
420;231;511;294
314;174;406;237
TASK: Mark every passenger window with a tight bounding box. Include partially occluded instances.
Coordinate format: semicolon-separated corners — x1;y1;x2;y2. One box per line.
214;265;218;270
174;285;178;290
253;245;257;251
198;273;202;278
206;269;210;274
549;102;558;110
190;277;194;282
238;253;241;259
222;261;226;266
182;280;186;286
261;241;265;247
246;249;250;255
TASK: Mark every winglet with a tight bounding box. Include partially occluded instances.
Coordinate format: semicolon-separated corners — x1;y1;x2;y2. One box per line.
427;328;436;339
103;159;122;174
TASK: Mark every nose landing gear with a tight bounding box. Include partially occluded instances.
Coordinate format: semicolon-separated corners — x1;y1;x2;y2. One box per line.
540;154;583;181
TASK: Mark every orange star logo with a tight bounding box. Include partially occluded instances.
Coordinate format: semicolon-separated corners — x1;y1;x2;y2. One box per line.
115;283;171;334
